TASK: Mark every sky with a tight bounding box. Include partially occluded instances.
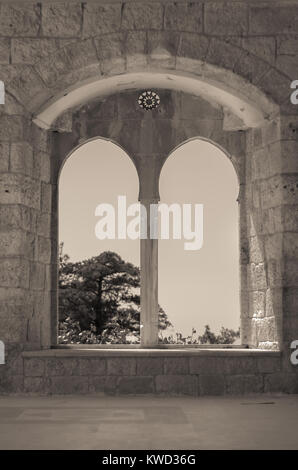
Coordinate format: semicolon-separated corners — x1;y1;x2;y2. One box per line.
59;139;240;336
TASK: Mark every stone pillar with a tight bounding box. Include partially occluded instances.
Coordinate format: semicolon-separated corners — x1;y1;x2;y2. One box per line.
140;198;159;347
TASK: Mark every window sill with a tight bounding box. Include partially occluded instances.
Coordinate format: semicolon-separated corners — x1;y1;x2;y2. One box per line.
22;347;281;358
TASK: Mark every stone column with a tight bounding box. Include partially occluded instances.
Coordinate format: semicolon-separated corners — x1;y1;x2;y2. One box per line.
140;198;159;347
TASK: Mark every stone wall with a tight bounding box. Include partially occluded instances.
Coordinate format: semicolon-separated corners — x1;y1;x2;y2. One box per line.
21;349;298;396
0;0;298;395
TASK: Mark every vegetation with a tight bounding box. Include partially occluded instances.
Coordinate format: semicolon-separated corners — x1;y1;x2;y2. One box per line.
58;244;171;344
58;244;240;345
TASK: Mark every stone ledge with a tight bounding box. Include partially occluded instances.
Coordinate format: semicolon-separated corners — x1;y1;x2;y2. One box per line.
22;348;281;358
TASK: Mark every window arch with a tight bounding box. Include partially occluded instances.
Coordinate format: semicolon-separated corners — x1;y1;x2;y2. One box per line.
158;139;240;344
58;138;140;344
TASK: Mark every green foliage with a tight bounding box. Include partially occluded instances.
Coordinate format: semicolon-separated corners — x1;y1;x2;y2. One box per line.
58;244;172;344
160;325;240;345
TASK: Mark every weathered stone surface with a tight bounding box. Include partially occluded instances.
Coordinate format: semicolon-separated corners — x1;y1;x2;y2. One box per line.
257;356;281;373
10;142;34;176
164;357;189;375
250;5;298;34
11;39;57;65
0;230;34;258
0;4;40;37
205;2;248;35
206;38;243;71
41;182;52;214
177;33;209;61
164;3;203;33
24;358;45;377
7;66;51;111
199;374;225;396
242;37;275;65
118;376;154;394
0;142;9;172
249;291;265;318
29;262;46;291
122;3;163;31
107;358;136;376
46;376;88;394
148;31;180;68
155;374;197;395
79;358;106;376
0;258;29;288
83;4;121;37
36;237;51;264
42;3;82;37
234;51;270;85
225;374;263;395
45;358;80;376
0;115;26;141
136;357;163;375
264;372;298;393
24;377;44;394
0;39;10;64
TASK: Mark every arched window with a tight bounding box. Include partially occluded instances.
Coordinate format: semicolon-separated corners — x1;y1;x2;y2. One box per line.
58;139;140;344
158;139;240;345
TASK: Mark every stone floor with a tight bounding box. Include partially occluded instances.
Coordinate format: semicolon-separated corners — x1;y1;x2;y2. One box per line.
0;395;297;450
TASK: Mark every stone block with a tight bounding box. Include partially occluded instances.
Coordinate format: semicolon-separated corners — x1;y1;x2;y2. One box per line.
0;142;9;172
46;376;88;394
0;39;10;64
199;374;225;396
0;115;26;141
264;372;298;394
136;357;163;376
177;32;209;61
257;316;277;343
0;4;40;37
190;357;224;375
249;291;265;318
250;5;298;34
11;38;57;65
257;356;281;374
37;237;51;264
155;374;197;395
36;212;51;238
24;377;45;394
45;358;80;376
126;31;147;69
122;3;163;31
24;358;45;377
0;205;34;232
258;68;291;106
148;31;180;68
249;263;267;291
242;37;275;65
10;142;34;176
8;66;51;112
225;374;263;395
164;3;203;32
42;3;82;37
0;230;34;258
0;258;30;288
95;33;126;75
79;358;106;376
83;4;121;36
164;357;189;375
107;357;136;376
41;182;52;214
206;38;243;71
205;2;248;35
118;376;154;394
29;262;46;291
